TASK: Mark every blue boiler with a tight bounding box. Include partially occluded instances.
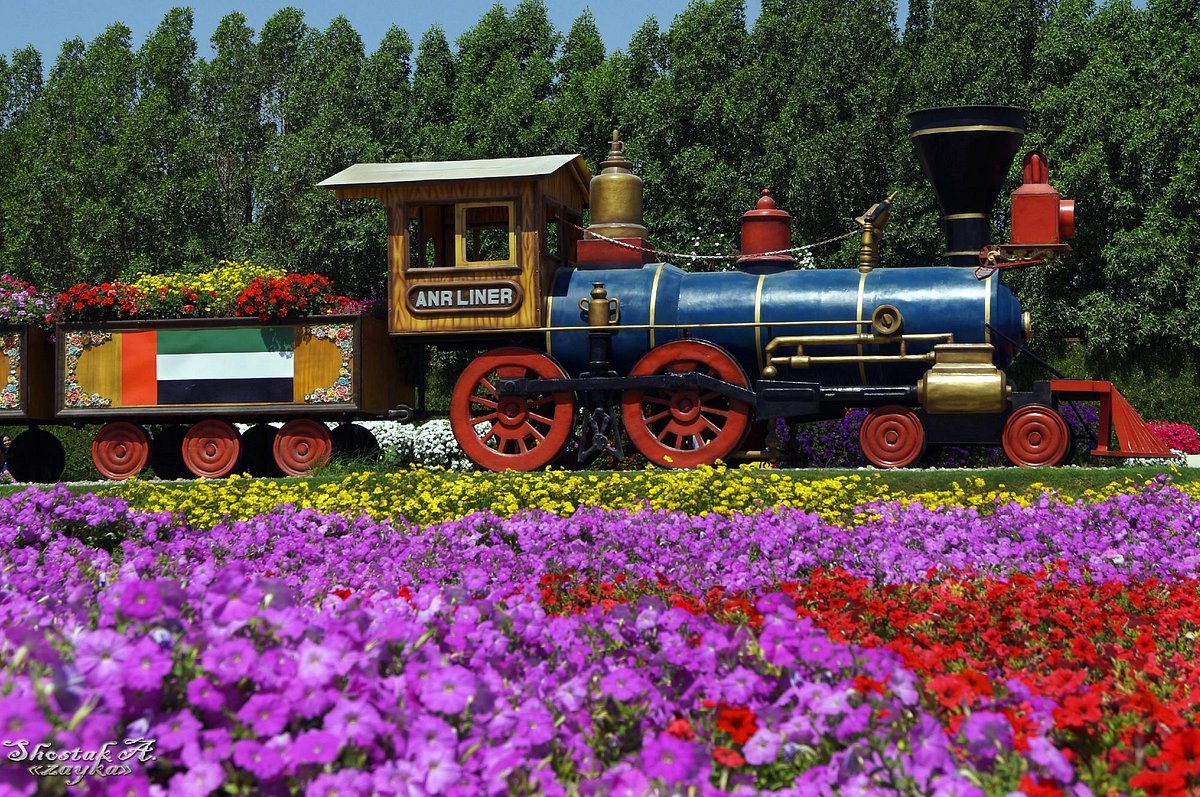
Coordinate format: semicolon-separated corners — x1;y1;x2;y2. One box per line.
546;263;1026;386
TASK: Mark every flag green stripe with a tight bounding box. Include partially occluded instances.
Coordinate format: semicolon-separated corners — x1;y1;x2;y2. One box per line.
156;327;295;355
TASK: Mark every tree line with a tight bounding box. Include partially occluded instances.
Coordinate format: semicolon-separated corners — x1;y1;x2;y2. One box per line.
0;0;1197;416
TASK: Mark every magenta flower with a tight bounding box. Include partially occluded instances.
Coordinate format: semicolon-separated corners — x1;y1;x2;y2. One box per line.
306;771;371;797
168;760;225;797
122;638;171;691
232;739;284;780
959;711;1013;762
514;700;556;746
154;709;201;753
186;676;224;713
640;733;703;784
600;666;650;701
296;639;338;686
417;743;462;795
237;694;289;737
73;629;129;684
0;694;52;746
419;664;476;714
323;698;383;746
201;637;257;683
292;729;341;765
283;680;334;719
118;580;161;621
742;727;781;765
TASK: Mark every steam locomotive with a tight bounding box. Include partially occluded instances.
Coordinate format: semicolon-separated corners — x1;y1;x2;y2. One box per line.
0;105;1171;480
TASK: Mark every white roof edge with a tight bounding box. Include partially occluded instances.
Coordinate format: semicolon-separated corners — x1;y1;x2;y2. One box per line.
319;154;589;188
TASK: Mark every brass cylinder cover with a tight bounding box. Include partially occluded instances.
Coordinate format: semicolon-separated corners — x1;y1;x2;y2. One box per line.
871;304;904;336
917;344;1009;414
588;130;647;240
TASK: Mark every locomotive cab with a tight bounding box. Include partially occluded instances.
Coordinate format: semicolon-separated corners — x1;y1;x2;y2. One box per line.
320;155;592;337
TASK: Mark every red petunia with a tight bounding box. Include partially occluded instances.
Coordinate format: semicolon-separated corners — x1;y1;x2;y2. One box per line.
716;705;758;746
1017;774;1064;797
712;746;745;768
1053;689;1101;730
666;718;694;741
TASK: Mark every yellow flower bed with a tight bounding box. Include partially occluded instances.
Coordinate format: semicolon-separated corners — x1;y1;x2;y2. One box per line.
100;466;1185;529
130;260;286;317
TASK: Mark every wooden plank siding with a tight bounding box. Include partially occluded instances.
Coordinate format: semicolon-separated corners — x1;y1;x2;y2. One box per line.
331;164;589;337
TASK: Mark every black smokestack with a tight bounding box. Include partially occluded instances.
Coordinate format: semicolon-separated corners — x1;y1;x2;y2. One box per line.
908;106;1026;266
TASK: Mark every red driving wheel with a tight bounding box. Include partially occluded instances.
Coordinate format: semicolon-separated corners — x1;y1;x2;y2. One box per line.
621;340;752;468
274;419;333;476
182;419;241;479
91;421;150;480
860;405;926;468
450;347;575;472
1002;404;1069;467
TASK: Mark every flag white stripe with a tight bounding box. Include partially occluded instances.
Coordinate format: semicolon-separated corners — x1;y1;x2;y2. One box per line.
156;351;295;381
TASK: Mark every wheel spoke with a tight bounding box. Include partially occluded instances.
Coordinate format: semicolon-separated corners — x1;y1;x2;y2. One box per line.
644;408;671;424
477;377;499;396
700;416;722;435
642;394;672;407
525;424;546;443
527;411;554;427
701;406;732;419
470;395;499;410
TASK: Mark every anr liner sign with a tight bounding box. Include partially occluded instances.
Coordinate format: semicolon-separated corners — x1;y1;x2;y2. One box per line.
4;738;156;786
409;281;518;313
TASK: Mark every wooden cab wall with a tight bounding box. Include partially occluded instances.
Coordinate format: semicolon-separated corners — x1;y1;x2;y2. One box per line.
320;155;591;336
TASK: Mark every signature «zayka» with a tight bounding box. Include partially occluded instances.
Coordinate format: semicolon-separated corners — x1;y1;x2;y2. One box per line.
4;738;156;786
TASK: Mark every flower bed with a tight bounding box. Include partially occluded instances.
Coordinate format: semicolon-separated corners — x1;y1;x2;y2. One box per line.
1148;421;1200;455
102;464;1188;528
0;262;370;329
2;483;1200;794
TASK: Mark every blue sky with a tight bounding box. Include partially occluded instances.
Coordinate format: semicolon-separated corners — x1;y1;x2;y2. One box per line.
1;1;773;63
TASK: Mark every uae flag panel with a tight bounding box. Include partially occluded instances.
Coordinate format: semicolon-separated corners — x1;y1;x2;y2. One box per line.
124;328;295;405
69;324;346;408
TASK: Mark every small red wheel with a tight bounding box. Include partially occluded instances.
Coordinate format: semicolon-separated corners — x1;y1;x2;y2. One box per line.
621;340;752;468
274;419;333;476
450;347;575;472
1002;404;1069;467
92;421;150;480
860;405;926;468
182;420;241;479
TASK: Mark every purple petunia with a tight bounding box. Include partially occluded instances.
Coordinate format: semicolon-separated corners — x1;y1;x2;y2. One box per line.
959;711;1014;762
122;637;172;691
118;580;161;621
742;727;781;765
0;694;52;747
640;733;703;784
232;738;285;780
292;729;341;766
237;693;289;737
600;666;650;702
419;663;476;714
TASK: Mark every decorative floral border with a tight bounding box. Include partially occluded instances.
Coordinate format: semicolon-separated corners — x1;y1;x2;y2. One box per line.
63;330;113;408
0;332;21;409
303;324;354;404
